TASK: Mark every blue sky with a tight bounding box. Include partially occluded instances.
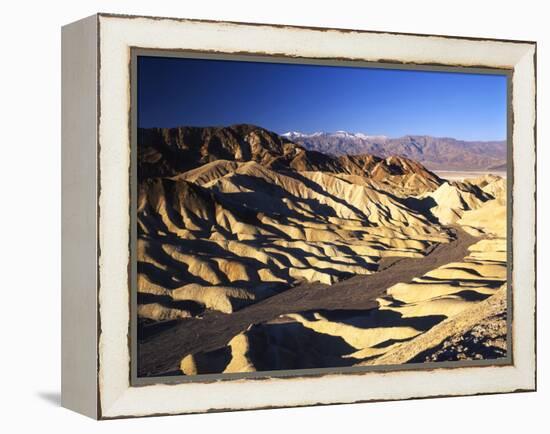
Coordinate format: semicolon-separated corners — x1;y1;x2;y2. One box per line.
138;56;507;141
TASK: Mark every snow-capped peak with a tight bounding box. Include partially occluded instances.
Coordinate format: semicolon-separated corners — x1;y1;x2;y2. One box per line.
282;131;306;138
354;133;370;139
334;130;351;136
283;130;388;141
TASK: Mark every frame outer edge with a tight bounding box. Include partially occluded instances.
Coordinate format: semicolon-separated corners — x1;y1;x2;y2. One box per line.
61;13;100;419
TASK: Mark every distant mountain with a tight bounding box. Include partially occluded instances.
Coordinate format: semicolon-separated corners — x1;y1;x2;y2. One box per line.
282;131;506;171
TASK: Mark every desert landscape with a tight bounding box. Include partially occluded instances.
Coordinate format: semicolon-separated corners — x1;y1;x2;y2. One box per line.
135;124;508;377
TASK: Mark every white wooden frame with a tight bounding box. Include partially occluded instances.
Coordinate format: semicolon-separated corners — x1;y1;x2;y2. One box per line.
61;13;536;419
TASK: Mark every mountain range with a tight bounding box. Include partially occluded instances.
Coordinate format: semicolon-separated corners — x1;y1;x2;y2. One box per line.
138;124;441;194
282;131;506;172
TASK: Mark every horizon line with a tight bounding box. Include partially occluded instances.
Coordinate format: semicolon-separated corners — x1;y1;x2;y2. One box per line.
137;123;506;143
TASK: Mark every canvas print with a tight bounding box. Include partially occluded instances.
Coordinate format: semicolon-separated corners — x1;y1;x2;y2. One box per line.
135;55;509;379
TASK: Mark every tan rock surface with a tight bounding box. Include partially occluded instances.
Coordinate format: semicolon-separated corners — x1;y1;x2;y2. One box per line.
136;125;508;375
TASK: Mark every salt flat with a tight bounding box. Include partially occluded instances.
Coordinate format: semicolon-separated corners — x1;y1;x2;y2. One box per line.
434;170;507;181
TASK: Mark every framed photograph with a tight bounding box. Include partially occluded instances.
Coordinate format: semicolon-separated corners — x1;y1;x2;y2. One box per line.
61;13;536;419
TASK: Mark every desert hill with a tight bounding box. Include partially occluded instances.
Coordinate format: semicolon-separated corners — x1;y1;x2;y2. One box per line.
136;124;508;376
139;124;341;179
137;159;450;318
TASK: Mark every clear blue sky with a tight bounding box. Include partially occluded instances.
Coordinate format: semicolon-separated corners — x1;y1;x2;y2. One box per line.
138;56;507;141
